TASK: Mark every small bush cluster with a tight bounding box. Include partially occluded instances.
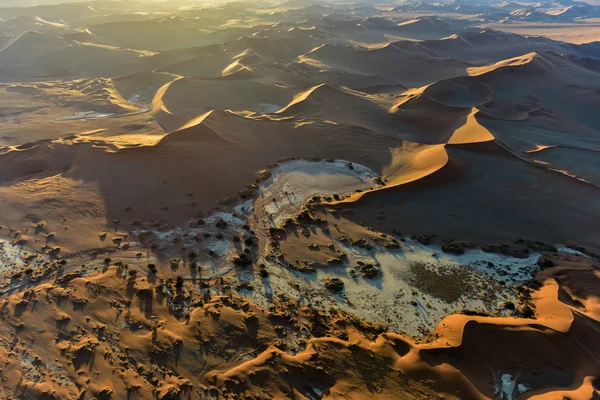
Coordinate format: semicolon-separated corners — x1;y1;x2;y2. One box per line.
232;253;252;267
324;277;344;293
356;261;378;278
441;241;466;255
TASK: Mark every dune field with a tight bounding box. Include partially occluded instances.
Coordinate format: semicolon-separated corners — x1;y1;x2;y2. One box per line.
0;0;599;399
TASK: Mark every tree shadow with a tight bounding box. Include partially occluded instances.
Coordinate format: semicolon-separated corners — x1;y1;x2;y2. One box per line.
14;300;28;317
137;292;153;319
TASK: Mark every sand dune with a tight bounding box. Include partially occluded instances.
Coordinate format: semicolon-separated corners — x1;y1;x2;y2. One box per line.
0;31;150;82
0;1;599;398
276;83;402;136
382;143;451;187
447;109;496;145
336;143;600;249
160;77;293;116
392;16;468;39
300;42;472;86
417;30;600;63
422;77;493;108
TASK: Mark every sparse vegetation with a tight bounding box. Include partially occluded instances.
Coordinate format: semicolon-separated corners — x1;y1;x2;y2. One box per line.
537;257;554;269
232;253;252;267
170;258;181;269
324;277;344;293
521;305;535;318
406;262;467;303
441;241;466;255
259;265;269;278
461;310;490;317
235;281;254;291
356;261;379;279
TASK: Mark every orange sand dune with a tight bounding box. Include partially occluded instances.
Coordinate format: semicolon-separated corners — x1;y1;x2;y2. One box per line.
447;109;496;145
1;252;591;399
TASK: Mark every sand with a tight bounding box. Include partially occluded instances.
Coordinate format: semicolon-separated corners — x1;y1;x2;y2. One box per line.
0;0;599;398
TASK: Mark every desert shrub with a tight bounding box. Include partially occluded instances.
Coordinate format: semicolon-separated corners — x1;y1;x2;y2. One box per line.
416;235;435;245
537;257;554;269
521;305;535;318
461;310;489;317
481;244;511;256
324;277;344;293
235;281;254;291
441;241;466;255
523;240;557;253
232;253;252;267
356;261;378;278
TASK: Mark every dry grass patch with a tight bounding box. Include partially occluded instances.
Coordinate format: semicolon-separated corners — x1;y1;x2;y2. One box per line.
405;262;468;303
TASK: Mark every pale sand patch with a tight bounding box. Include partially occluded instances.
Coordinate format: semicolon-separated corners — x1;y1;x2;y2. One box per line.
249;235;536;336
257;159;377;226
